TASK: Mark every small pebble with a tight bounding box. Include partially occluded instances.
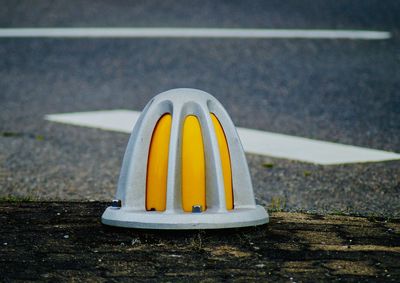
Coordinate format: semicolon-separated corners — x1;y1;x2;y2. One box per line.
63;235;69;239
3;242;7;246
56;213;60;216
131;238;141;245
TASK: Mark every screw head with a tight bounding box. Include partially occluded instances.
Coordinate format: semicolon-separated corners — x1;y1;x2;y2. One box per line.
111;199;122;208
192;205;203;213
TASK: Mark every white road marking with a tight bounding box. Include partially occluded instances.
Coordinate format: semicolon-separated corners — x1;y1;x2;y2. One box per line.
0;28;391;40
45;110;142;133
45;110;400;165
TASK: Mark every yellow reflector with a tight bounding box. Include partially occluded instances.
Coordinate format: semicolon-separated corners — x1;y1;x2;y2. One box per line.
211;114;234;210
182;115;206;212
146;114;172;211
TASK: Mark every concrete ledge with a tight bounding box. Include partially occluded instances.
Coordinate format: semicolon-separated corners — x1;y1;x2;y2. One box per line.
0;202;399;282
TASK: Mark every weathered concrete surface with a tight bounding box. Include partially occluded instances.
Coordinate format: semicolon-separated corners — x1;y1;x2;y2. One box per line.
0;202;399;282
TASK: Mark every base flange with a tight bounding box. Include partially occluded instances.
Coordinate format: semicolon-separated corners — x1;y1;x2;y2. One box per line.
102;205;268;229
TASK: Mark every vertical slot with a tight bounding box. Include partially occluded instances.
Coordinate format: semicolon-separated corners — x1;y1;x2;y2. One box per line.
211;113;234;210
182;115;206;212
146;114;172;211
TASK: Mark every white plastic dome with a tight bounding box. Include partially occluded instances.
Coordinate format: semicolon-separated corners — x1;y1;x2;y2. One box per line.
102;88;268;229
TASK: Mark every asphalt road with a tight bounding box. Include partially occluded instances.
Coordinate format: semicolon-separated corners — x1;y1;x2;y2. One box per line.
0;0;399;217
2;202;399;281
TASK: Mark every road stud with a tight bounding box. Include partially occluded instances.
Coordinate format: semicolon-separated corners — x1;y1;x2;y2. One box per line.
101;88;269;229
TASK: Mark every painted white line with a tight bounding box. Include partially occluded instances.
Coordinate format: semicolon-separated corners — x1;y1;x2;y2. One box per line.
45;110;142;133
45;110;400;165
0;28;391;40
237;128;400;165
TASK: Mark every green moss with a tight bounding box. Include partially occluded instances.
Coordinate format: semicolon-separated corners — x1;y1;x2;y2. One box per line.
1;132;23;138
0;195;37;202
268;196;286;212
1;132;45;141
262;163;274;169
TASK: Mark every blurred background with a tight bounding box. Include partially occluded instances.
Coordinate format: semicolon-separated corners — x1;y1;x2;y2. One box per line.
0;0;399;217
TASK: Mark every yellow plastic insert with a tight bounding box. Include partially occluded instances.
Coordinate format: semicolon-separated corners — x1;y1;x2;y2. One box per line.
146;114;172;211
182;115;206;212
211;114;234;210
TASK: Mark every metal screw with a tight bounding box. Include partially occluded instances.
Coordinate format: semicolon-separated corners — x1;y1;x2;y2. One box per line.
111;199;122;209
192;205;203;213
